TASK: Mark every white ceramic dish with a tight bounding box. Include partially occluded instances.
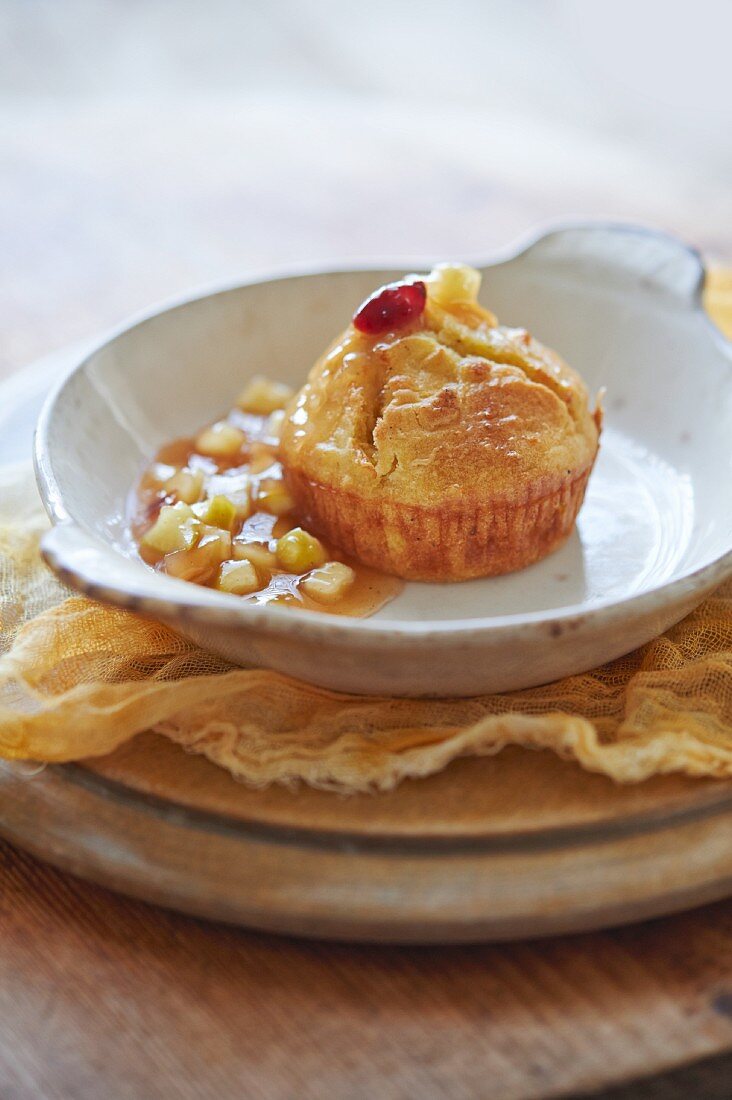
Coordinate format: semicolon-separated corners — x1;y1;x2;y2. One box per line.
35;224;732;697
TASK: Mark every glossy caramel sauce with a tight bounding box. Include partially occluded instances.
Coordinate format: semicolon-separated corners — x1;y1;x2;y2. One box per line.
129;406;402;617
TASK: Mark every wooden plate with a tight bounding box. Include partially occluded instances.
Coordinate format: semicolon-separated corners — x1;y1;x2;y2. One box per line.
3;348;732;943
1;739;732;941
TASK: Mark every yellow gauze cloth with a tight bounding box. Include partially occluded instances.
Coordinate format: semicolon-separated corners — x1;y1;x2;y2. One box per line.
0;272;731;792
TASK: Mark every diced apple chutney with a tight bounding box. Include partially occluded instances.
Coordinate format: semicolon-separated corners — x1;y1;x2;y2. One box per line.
130;376;401;617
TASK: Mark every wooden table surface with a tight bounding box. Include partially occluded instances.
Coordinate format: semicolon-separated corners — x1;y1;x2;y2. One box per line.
1;90;732;1099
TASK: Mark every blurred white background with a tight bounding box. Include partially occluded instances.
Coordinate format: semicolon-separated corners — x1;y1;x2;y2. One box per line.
1;0;730;369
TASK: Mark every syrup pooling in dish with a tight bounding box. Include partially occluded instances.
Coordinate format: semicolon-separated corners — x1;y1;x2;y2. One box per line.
130;376;402;616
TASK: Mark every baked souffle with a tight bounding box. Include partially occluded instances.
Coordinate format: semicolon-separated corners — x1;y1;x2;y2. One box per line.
279;264;602;581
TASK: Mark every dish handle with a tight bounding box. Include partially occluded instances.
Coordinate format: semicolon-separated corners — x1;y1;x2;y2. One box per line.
511;222;705;308
39;520;250;619
40;522;181;615
40;523;133;604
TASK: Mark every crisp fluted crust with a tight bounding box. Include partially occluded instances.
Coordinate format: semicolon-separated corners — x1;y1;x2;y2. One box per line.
285;464;594;581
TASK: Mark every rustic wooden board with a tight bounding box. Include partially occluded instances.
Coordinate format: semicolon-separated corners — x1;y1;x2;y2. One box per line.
1;734;731;943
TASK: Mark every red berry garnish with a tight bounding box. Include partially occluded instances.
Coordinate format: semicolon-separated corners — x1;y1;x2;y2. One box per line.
353;279;427;335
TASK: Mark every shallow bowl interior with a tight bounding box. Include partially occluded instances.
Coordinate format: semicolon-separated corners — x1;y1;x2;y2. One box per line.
37;225;732;627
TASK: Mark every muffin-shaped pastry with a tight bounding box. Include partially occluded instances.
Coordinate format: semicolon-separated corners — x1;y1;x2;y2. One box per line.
280;265;601;581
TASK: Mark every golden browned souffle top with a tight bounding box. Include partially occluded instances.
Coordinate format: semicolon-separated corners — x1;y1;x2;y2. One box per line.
280;266;601;508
